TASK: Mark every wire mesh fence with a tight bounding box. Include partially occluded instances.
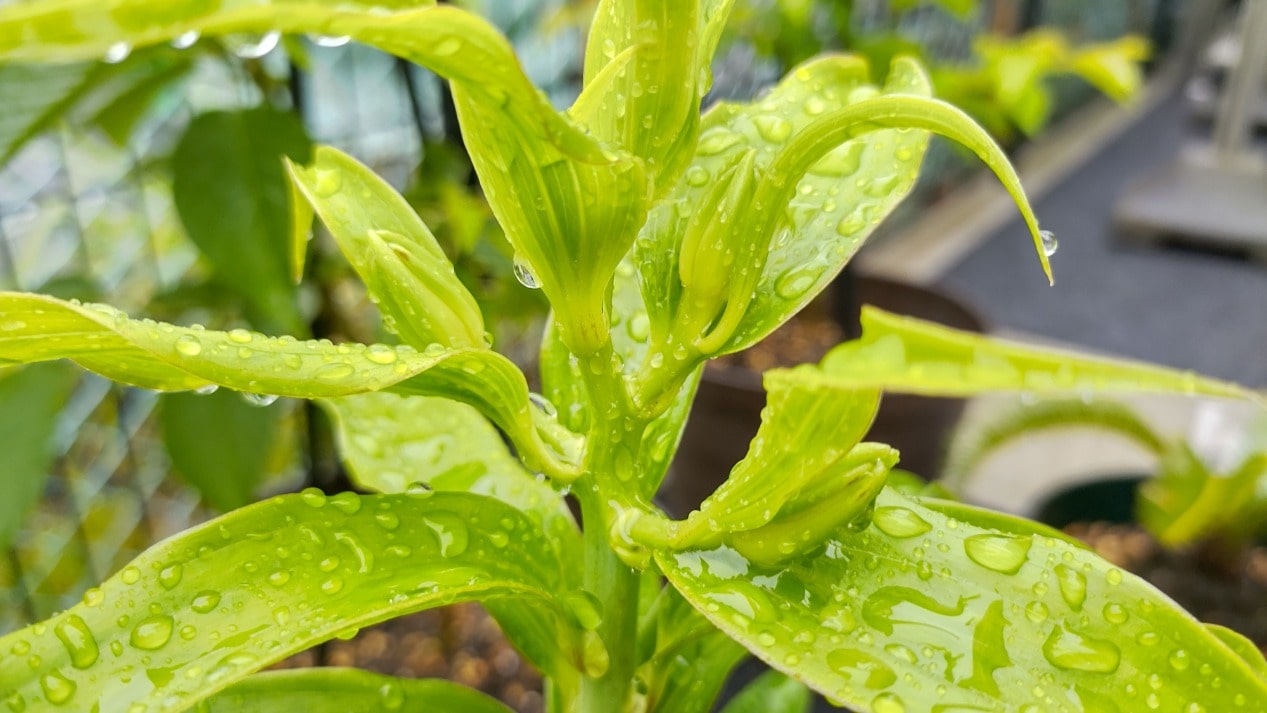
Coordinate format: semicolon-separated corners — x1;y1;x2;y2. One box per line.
0;0;1171;635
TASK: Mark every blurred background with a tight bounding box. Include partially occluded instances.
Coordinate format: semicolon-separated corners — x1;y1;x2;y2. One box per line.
3;0;1266;706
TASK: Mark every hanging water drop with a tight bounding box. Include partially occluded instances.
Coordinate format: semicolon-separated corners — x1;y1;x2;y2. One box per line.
528;393;558;418
1040;229;1058;257
171;30;200;49
193;384;218;395
513;257;540;289
311;34;351;48
229;31;280;59
174;335;202;357
241;392;279;407
103;42;131;64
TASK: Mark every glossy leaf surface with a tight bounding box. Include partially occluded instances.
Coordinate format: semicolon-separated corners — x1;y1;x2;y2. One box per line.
769;307;1259;403
637;583;746;713
0;292;581;475
287;146;485;350
198;669;513;713
718;670;811;713
0;362;77;549
172;107;310;335
0;492;570;712
659;487;1267;712
160;388;283;512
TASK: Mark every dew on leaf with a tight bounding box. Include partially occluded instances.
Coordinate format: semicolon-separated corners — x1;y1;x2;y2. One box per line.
53;616;98;670
1040;230;1059;257
311;34;351;47
1054;564;1087;611
826;648;897;689
422;513;470;557
171;30;200;49
1041;625;1120;674
228;31;280;59
38;671;75;705
512;258;540;289
365;344;398;365
129;614;174;651
963;534;1031;574
190;591;221;614
103;41;130;64
754;115;793;143
871;507;932;539
315;362;356;381
174;335;202;356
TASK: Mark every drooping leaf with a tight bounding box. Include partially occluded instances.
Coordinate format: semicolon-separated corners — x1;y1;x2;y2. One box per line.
0;491;580;712
0;61;104;163
768;306;1259;404
658;487;1267;712
0;292;582;476
718;670;811;713
200;669;514;713
160;388;284;512
172;107;311;335
1138;448;1267;548
286;145;486;350
0;362;77;549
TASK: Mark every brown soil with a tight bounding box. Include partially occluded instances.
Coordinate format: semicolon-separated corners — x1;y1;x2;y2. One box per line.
712;303;841;373
1068;522;1267;649
274;603;544;712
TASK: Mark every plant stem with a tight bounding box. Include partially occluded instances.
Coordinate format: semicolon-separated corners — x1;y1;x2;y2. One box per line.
577;490;639;713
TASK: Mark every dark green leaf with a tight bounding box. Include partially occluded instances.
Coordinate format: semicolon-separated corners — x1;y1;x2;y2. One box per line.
172;107;312;335
200;669;514;713
160;388;284;512
718;670;810;713
0;62;104;163
0;362;77;549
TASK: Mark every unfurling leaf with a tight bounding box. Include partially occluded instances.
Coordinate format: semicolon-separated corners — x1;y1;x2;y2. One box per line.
286;146;486;350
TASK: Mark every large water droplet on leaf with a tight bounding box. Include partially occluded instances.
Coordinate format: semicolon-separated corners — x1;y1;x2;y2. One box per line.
130;614;174;650
871;507;932;539
228;31;280;59
171;30;200;49
1040;230;1058;257
1042;625;1121;674
963;534;1031;574
1055;564;1087;611
53;616;98;669
513;257;540;289
103;42;131;64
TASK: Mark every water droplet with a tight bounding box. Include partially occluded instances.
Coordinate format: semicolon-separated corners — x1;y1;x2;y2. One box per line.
697;128;743;156
528;393;558;418
1055;564;1087;611
158;564;183;589
627;313;650;342
171;30;200;49
315;362;355;381
809;142;865;177
774;268;817;299
300;488;327;508
872;693;906;713
804;95;828;116
379;680;405;710
229;31;280;59
375;512;400;531
684;166;710;186
329;492;362;514
227;328;253;344
191;591;221;613
1105;568;1123;586
193;384;219;395
311;34;351;48
434;37;462;56
872;507;932;538
174;335;202;356
1102;603;1128;624
54;616;98;669
130;614;174;650
1025;601;1050;623
268;570;291;587
1042;625;1120;673
1168;649;1191;671
423;513;470;557
39;671;75;705
753;115;793;143
963;533;1031;574
121;566;141;584
512;258;540;289
1040;230;1058;257
365;344;397;365
5;692;25;711
103;42;131;64
827;648;897;689
321;577;344;594
241;392;279;407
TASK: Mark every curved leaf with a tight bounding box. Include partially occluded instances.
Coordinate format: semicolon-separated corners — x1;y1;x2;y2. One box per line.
0;292;582;475
1139;449;1267;548
943;399;1168;490
286;145;485;350
0;491;576;713
0;362;77;549
658;487;1267;712
719;670;811;713
768;306;1260;404
199;669;514;713
173;107;310;336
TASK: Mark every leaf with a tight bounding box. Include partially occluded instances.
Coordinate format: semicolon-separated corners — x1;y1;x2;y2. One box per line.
89;51;194;145
943;399;1167;490
0;61;104;164
1138;448;1267;548
160;388;284;512
768;306;1260;404
173;107;311;335
0;292;583;476
0;491;579;713
658;487;1267;712
1205;624;1267;683
718;670;811;713
286;145;486;350
200;669;514;713
1069;36;1151;103
0;362;77;549
318;392;580;569
636;583;747;713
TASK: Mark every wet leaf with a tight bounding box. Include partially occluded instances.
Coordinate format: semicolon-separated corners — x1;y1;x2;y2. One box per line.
160;388;284;512
172;107;311;335
0;292;582;475
768;306;1259;404
286;146;486;350
637;583;746;713
659;487;1267;712
0;492;575;712
0;362;77;549
200;669;514;712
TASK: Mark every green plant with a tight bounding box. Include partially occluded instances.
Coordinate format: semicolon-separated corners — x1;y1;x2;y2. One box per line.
723;0;1150;143
946;398;1267;557
1;3;1267;713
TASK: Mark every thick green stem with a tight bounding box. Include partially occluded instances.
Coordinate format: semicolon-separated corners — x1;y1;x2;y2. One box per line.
576;488;640;713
